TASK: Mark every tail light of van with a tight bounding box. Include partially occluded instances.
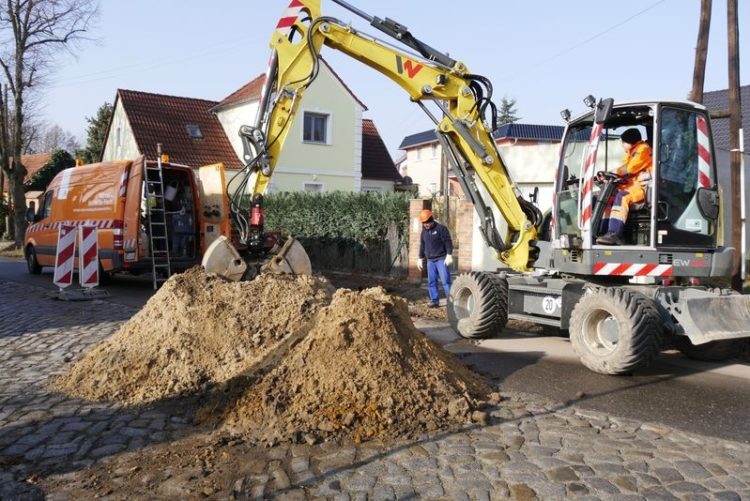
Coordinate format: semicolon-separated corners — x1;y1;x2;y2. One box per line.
118;165;131;198
113;220;124;250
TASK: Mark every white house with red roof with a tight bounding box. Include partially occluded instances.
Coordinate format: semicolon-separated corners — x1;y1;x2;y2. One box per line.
212;58;399;193
101;59;400;194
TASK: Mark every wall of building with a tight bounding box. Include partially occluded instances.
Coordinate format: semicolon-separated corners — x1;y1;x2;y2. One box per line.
497;141;559;214
215;101;260;162
360;179;395;192
216;66;363;193
402;143;442;197
101;100;139;162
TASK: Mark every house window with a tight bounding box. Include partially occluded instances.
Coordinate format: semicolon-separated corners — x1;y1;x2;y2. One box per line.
416;148;422;161
304;182;324;192
186;124;203;139
116;127;121;147
303;112;329;144
431;143;438;158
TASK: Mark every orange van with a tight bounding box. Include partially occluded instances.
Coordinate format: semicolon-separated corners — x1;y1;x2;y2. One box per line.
24;156;231;278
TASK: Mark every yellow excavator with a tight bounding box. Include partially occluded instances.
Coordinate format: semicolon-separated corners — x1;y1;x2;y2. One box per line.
204;0;750;374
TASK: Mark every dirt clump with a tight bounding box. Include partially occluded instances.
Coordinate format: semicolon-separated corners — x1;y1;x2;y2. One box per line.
51;267;333;404
205;287;491;444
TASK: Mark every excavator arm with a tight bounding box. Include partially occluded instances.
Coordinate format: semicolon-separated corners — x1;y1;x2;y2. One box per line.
210;0;540;276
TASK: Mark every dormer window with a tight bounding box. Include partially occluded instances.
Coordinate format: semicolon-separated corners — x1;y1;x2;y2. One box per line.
186;124;203;140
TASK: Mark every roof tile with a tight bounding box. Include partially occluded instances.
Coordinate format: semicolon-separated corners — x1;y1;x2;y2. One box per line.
2;153;52;191
399;123;564;150
362;119;399;181
116;89;242;169
703;85;750;151
214;58;367;112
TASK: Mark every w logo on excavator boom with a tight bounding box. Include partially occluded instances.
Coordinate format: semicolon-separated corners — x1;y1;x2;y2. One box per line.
395;55;423;79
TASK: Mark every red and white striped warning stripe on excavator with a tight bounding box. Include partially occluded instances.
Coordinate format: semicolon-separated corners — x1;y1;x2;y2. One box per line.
579;122;604;230
276;0;304;36
593;262;673;277
696;115;712;189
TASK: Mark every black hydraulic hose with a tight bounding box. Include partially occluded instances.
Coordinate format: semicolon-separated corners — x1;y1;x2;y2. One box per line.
519;197;544;228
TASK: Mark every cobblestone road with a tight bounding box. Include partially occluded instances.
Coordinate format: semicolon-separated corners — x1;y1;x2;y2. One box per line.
1;279;750;500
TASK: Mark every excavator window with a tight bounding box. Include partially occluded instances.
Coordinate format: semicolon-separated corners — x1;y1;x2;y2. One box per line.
557;123;593;237
656;106;716;247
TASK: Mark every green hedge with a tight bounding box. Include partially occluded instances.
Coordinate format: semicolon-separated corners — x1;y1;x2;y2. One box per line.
260;191;410;246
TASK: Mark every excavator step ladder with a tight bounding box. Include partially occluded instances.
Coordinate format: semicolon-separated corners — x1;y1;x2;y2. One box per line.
145;160;172;290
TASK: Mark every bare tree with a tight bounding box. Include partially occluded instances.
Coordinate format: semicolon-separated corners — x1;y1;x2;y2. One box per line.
0;0;98;247
29;123;80;153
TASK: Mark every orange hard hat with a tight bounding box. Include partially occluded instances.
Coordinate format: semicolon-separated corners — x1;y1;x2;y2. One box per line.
419;209;433;223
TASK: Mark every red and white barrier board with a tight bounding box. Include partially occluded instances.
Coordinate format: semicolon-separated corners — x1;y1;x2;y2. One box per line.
53;225;77;288
78;225;99;288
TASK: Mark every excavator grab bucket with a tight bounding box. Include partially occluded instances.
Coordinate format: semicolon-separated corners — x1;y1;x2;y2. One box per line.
202;235;312;281
261;237;312;276
202;236;248;282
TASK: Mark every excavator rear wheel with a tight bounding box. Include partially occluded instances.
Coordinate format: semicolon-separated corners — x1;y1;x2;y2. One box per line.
448;272;508;339
569;287;663;375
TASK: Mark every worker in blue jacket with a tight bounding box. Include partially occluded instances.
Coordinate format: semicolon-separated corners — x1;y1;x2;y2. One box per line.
417;209;454;308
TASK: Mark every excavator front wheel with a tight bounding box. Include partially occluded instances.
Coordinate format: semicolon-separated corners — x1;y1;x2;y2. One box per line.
569;287;663;375
448;272;508;339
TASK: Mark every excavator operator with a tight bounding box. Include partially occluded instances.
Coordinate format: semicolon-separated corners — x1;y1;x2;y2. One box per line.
596;128;653;245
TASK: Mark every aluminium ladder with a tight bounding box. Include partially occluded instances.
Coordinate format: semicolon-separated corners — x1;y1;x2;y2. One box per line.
145;159;172;289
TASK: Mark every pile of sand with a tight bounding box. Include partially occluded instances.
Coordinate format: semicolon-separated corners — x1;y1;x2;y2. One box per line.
51;268;333;404
54;268;494;444
202;288;492;444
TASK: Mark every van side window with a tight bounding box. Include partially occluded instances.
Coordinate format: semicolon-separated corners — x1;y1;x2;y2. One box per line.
41;191;53;219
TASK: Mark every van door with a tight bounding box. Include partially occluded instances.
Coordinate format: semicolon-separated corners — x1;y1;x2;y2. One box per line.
34;189;56;267
197;163;231;253
122;156;144;262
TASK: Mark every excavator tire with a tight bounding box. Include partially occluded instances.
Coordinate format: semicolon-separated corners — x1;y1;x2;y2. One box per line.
673;337;749;362
569;287;663;375
448;272;508;339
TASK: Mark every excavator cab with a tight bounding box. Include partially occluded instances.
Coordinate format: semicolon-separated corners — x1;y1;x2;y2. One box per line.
553;101;721;254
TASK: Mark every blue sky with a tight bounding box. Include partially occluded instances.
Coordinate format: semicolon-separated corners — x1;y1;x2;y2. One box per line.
44;0;749;157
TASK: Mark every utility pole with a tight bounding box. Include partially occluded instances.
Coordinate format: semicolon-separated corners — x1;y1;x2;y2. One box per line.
727;0;743;291
689;0;712;103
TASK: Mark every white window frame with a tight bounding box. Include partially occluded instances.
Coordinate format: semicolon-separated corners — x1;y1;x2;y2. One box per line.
416;148;422;161
302;111;332;145
303;181;325;192
431;143;438;158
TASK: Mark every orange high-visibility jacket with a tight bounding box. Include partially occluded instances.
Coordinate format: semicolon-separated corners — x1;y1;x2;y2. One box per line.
615;141;653;189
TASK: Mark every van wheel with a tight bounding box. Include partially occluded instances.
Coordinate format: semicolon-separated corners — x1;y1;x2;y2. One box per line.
26;245;42;275
98;262;113;285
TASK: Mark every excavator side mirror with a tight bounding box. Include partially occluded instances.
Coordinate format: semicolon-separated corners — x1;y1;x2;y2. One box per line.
595;98;614;124
696;187;720;220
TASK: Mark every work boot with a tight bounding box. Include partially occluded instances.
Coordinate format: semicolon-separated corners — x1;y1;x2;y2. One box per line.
428;302;440;309
596;232;624;245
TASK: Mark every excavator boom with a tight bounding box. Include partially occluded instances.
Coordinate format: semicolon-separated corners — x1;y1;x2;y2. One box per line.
205;0;541;278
